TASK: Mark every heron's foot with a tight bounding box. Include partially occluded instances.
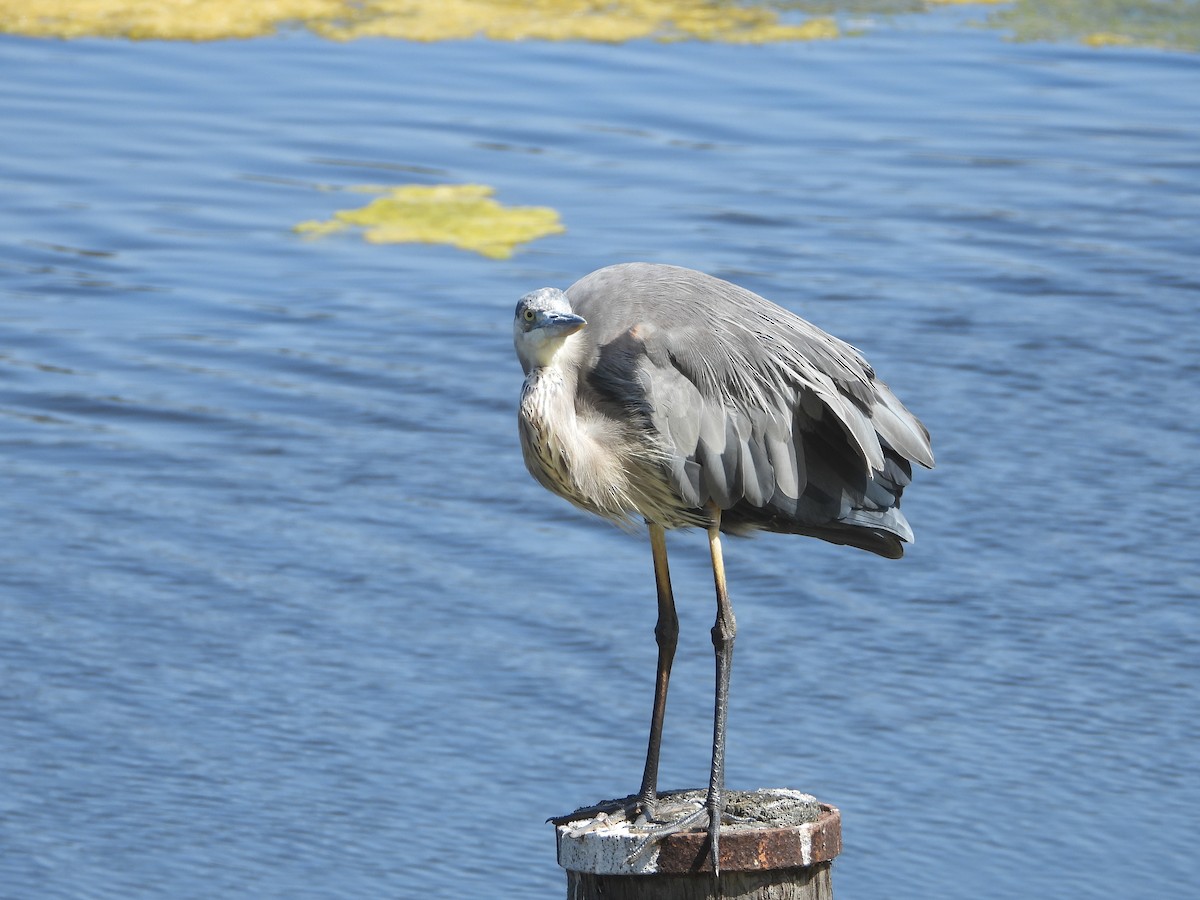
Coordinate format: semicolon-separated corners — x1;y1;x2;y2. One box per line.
555;792;738;874
627;803;708;864
627;794;736;873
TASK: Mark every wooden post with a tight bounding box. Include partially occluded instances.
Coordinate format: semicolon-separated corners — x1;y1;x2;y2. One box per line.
554;789;840;900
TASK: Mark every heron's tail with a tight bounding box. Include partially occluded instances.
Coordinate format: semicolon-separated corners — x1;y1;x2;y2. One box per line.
721;436;917;559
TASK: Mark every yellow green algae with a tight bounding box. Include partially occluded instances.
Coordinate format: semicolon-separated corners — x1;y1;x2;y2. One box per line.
294;184;566;260
314;1;839;43
0;0;344;40
989;0;1200;53
773;1;1200;51
3;0;1196;50
826;0;1200;52
0;0;838;43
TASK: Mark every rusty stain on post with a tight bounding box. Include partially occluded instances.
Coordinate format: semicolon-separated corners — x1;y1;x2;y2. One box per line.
646;803;840;874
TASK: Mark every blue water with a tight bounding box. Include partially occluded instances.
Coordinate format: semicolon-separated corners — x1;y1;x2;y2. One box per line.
2;11;1199;899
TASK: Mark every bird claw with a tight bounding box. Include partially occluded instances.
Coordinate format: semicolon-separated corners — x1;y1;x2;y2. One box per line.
626;798;735;873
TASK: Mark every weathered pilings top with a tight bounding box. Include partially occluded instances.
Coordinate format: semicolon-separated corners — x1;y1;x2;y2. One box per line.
555;789;841;876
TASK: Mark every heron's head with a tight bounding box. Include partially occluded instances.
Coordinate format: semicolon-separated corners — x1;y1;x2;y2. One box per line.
513;287;587;373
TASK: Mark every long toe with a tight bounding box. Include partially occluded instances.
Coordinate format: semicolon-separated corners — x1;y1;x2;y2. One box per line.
626;803;710;865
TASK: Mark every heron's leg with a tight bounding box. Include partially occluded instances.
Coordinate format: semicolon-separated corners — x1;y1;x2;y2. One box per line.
625;510;737;874
705;504;736;876
636;522;678;822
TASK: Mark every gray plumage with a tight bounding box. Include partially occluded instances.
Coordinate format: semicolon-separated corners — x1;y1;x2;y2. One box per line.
514;262;933;558
513;262;933;871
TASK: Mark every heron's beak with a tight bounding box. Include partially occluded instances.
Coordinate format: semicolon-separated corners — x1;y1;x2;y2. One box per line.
541;312;586;338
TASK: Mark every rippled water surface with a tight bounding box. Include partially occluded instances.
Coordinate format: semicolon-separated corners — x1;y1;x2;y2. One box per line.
2;10;1198;899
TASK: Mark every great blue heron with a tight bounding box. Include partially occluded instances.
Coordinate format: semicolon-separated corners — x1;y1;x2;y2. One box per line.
513;263;933;872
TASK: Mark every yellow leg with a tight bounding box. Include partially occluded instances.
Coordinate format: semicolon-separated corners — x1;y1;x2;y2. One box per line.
706;504;736;876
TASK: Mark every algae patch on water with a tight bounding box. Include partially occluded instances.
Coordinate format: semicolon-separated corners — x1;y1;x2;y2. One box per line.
294;185;566;260
0;0;344;40
310;2;838;43
4;1;1195;52
0;0;838;42
990;0;1200;53
5;0;1194;51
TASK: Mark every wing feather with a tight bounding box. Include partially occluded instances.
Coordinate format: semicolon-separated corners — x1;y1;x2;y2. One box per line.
566;263;933;553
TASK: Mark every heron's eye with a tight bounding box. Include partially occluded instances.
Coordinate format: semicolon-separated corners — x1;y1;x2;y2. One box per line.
523;308;536;322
